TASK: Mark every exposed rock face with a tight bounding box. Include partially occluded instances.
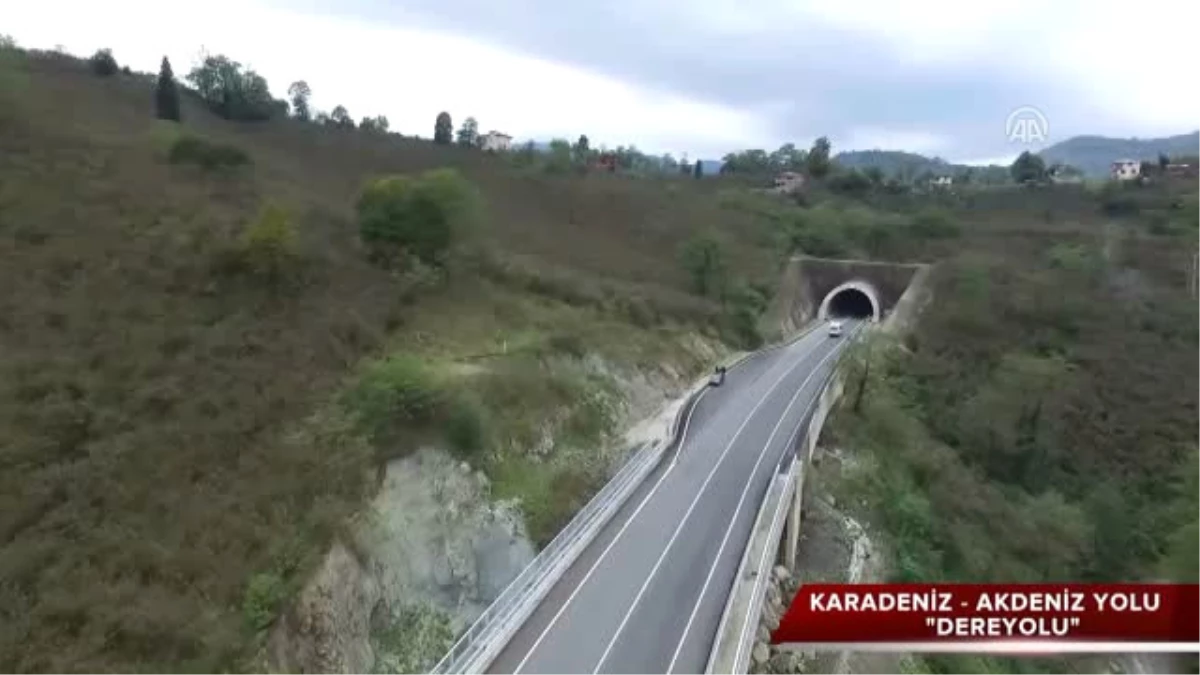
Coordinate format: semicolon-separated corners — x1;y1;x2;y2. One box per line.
268;343;725;674
268;542;381;674
269;450;534;673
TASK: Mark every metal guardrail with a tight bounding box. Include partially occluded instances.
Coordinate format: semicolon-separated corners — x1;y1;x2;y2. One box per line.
431;388;702;673
431;321;826;674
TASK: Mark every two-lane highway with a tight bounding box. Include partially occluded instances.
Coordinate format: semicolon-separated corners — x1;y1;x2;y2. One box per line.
488;321;860;674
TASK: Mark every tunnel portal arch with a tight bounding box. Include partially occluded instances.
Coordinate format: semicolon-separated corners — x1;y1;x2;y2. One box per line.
818;280;882;321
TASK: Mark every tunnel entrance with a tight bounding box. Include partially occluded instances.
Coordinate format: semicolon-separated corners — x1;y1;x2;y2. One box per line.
817;280;882;322
827;288;875;319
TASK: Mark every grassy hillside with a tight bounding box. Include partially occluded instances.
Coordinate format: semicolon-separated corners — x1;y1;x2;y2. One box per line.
0;48;781;672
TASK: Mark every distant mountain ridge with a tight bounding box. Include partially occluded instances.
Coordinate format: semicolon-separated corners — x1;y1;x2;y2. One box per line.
1037;131;1198;176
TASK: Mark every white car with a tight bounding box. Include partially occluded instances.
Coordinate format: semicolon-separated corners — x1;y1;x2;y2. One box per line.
828;320;844;338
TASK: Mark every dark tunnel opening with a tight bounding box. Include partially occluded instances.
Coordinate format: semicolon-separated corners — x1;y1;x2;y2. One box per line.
827;288;875;319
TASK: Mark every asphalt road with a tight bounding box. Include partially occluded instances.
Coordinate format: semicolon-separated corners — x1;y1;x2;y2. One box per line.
488;320;860;674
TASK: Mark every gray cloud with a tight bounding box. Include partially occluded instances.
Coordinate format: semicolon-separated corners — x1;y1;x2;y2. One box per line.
281;0;1138;160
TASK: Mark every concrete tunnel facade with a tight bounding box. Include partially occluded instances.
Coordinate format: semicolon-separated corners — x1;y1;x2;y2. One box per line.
762;255;929;339
817;280;881;321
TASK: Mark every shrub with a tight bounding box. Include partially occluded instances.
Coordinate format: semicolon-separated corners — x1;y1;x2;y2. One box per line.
679;232;726;297
168;134;251;172
238;202;298;281
343;356;443;442
443;396;486;456
789;205;851;258
827;168;873;197
357;168;482;267
909;208;961;239
242;572;286;631
89;48;118;76
545;332;587;358
1098;183;1140;217
722;281;768;349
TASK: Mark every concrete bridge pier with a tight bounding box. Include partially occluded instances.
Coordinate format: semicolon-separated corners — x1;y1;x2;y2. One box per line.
782;470;803;570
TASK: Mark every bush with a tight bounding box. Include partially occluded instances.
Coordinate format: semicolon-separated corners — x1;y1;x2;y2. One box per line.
827;169;873;197
545;332;587;358
789;205;851;258
89;48;118;76
909;208;961;239
679;232;726;297
242;572;286;631
1098;183;1140;217
722;282;768;349
343;356;443;442
443;396;486;456
357;168;482;267
238;202;298;281
168;134;251;172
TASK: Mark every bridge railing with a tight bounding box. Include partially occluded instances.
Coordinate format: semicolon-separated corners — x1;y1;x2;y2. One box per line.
432;321;825;674
430;389;701;673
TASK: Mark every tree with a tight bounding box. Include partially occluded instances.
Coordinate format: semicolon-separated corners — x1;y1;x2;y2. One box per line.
456;116;479;147
721;149;772;175
679;232;726;297
806;136;832;179
769;143;807;172
329;105;354;129
863;166;884;186
573;134;590;165
287;80;312;121
356;168;481;267
1010;151;1046;183
359;115;389;133
434;112;453;145
155;56;181;122
1158;153;1170;171
693;160;704;179
90;48;119;76
545;139;572;173
186;54;277;121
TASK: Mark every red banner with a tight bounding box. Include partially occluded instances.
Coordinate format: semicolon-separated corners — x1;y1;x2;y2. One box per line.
772;583;1200;650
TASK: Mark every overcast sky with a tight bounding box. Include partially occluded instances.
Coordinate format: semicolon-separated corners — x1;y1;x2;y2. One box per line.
7;0;1198;163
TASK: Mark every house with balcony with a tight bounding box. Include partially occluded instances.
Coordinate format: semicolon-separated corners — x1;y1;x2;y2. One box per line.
1110;159;1141;181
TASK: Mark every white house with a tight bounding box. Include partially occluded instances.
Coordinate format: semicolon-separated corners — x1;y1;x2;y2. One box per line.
1110;159;1141;181
771;171;805;194
931;175;954;187
480;131;513;153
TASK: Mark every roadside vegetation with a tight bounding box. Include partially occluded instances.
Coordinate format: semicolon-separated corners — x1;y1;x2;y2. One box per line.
0;38;1195;674
830;176;1198;673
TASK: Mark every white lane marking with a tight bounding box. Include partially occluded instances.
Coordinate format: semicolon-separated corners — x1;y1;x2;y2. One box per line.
662;348;830;667
591;335;843;674
512;330;824;674
724;324;859;667
702;321;862;674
